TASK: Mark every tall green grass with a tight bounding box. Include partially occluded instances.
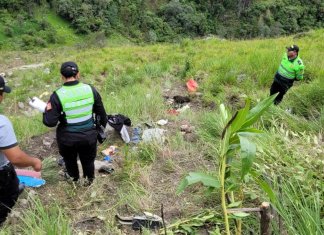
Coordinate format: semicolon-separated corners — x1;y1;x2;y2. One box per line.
17;196;72;235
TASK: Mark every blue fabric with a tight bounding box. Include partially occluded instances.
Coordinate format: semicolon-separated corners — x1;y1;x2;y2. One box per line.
103;156;112;162
130;127;141;144
0;115;17;167
17;176;46;187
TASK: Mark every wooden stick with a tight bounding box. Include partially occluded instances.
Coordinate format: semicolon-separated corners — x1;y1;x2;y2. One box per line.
278;177;283;234
161;203;167;235
260;202;271;235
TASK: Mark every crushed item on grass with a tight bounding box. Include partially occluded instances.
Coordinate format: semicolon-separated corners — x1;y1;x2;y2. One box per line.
180;124;195;133
167;109;179;115
103;155;113;162
176;104;190;113
156;119;168;126
142;128;166;144
98;166;114;174
116;212;163;231
130;127;141;144
102;145;118;156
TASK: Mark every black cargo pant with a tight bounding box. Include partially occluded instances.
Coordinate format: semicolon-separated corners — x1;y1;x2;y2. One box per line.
270;73;294;105
57;129;97;182
0;163;19;225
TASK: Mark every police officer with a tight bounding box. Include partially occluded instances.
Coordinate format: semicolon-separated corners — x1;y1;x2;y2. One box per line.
270;45;305;105
0;75;42;225
43;62;107;183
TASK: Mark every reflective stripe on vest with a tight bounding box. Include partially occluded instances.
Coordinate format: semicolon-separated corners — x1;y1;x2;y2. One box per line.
56;83;94;125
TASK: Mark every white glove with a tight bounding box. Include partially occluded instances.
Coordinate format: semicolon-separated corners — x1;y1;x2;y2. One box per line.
29;97;47;113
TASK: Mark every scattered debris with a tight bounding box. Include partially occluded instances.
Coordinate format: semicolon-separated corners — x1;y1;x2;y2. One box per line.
42;136;54;148
180;124;195;133
43;68;50;74
15;169;41;178
237;74;247;82
18;102;25;109
130;127;141;144
177;104;190;113
116;212;163;231
98;166;114;174
102;146;118;156
103;156;113;162
156;119;168;126
167;109;179;115
17;175;46;188
173;95;190;104
142;128;166;144
186;79;198;92
39;91;50;99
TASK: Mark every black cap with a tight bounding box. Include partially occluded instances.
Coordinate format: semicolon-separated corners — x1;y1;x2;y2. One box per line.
60;61;79;78
287;45;299;53
0;75;11;93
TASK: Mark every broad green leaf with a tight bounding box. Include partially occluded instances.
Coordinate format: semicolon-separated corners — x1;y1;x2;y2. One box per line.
241;95;276;129
220;126;231;156
177;172;220;194
230;98;251;133
237;127;263;134
180;225;193;233
238;133;256;179
228;201;242;208
232;212;250;218
250;171;276;202
177;178;189;194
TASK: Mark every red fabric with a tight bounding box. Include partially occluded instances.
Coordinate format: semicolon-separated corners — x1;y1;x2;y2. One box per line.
15;169;41;178
186;79;198;92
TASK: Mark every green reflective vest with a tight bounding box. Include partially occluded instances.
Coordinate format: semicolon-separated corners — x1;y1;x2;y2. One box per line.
56;83;94;126
277;53;304;80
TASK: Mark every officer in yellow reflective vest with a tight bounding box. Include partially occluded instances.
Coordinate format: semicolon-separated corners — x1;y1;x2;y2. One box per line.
270;45;305;105
43;61;107;184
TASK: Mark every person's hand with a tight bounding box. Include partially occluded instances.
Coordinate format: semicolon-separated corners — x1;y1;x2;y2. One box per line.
32;158;42;172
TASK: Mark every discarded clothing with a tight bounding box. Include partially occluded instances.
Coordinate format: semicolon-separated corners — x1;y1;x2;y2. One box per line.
17;176;46;188
105;114;132;143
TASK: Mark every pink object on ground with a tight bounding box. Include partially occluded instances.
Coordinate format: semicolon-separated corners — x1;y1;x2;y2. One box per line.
186;79;198;92
15;169;41;178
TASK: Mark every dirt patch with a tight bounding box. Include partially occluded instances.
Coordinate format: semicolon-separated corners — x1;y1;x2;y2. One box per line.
24;131;59;159
74;216;105;232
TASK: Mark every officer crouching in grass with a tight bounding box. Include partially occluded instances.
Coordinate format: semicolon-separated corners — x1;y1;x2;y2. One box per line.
43;62;107;185
270;45;305;105
0;75;42;225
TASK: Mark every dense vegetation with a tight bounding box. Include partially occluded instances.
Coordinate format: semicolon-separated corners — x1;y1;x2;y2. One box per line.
0;0;323;49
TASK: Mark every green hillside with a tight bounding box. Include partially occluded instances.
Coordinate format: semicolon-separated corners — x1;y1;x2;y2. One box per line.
0;0;323;50
0;28;323;234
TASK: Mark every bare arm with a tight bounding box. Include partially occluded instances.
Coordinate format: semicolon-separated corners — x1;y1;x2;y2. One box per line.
2;146;42;171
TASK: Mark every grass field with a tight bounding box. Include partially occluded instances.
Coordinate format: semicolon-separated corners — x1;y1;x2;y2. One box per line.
0;29;323;234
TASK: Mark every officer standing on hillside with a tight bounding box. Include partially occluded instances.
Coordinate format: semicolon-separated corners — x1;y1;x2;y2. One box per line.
270;45;305;105
0;75;42;225
43;62;107;184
